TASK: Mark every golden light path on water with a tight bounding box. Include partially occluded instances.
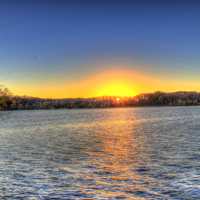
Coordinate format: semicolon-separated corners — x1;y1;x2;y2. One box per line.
59;108;155;199
1;108;199;199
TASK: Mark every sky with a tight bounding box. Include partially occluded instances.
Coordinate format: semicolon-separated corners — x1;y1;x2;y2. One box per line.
0;0;200;98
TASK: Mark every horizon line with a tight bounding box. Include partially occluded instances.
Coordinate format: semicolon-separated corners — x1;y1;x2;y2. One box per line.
11;90;200;99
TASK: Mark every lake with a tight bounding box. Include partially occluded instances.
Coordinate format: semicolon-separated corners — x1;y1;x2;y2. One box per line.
0;107;199;199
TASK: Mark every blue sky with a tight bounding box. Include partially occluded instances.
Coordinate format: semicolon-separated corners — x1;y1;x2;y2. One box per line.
0;1;200;97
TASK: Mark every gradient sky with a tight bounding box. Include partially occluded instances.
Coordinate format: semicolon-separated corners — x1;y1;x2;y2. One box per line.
1;1;200;98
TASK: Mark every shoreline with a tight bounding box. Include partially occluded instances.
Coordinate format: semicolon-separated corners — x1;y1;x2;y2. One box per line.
1;104;200;112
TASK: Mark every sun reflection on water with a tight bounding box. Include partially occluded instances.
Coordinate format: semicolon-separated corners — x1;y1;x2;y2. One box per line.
2;108;199;199
77;109;151;199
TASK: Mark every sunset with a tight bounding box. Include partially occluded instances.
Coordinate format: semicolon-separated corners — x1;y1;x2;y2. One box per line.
0;1;199;200
6;66;200;98
1;1;200;98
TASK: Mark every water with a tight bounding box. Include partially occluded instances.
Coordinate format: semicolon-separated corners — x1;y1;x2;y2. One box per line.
0;107;199;200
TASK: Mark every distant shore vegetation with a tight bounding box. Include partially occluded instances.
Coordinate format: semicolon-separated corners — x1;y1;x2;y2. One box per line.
1;86;200;110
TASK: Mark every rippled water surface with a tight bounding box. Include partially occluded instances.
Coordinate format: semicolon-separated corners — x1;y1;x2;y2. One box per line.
0;107;199;199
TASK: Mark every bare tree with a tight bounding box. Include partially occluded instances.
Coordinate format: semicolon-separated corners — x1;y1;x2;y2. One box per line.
0;85;12;96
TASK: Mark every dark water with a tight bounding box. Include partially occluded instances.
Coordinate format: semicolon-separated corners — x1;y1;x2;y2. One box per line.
0;107;199;200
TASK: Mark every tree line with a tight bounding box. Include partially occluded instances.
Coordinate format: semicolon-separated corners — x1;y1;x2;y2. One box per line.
1;86;200;110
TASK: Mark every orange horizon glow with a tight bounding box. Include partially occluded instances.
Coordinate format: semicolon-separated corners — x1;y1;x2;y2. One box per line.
6;68;150;98
5;67;200;98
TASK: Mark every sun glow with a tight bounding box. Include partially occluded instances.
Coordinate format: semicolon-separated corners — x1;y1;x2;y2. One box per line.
96;81;136;97
8;67;166;98
91;68;142;97
116;97;121;102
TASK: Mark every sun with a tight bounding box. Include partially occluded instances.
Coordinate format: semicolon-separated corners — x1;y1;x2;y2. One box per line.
96;81;136;97
116;97;121;102
77;68;143;98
